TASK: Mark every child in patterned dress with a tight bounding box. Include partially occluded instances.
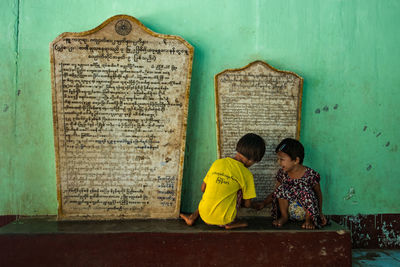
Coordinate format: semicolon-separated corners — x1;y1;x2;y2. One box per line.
254;138;327;229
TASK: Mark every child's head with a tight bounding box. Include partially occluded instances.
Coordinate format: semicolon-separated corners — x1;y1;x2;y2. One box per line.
236;133;266;162
275;138;304;164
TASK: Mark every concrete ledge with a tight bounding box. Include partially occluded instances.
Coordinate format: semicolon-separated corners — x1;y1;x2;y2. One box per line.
0;216;351;266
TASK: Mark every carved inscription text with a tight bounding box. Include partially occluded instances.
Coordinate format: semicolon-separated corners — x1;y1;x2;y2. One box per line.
216;61;303;200
51;16;193;219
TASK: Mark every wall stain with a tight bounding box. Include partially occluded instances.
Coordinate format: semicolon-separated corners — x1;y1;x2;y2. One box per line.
319;246;327;256
3;104;9;112
17;90;21;96
314;104;338;114
362;125;394;150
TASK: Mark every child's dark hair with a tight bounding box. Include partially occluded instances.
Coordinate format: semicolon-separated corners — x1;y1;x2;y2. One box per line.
275;138;304;164
236;133;266;162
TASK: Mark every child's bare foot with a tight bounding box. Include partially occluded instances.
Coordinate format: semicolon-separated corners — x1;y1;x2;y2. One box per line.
320;214;328;226
272;216;288;227
179;213;196;226
302;217;315;229
224;220;248;229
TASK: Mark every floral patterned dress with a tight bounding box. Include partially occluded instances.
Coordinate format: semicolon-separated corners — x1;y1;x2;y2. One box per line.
271;167;323;228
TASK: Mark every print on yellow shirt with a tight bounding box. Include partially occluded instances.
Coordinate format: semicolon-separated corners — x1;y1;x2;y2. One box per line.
198;158;256;225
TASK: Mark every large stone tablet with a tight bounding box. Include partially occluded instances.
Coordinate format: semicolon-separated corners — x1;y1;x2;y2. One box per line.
215;60;303;202
50;15;193;219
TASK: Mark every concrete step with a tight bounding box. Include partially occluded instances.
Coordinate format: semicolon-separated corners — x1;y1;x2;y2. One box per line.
0;216;351;266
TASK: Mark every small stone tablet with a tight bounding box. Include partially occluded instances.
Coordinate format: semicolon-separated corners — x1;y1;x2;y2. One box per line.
215;61;303;202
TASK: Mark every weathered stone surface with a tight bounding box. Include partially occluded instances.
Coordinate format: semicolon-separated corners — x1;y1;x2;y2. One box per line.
215;60;303;205
50;15;193;219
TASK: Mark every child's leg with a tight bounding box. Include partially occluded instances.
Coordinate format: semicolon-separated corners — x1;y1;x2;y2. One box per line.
179;209;199;226
272;198;289;227
224;219;248;230
236;189;243;208
301;211;315;230
224;190;248;229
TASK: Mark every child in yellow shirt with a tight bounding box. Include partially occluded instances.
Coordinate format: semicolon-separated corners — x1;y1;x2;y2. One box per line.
180;133;266;229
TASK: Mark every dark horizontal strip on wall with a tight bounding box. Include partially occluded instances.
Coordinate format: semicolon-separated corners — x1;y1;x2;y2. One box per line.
329;214;400;249
0;215;16;228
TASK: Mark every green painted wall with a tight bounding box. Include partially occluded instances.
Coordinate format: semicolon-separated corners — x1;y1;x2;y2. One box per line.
1;0;399;216
0;0;18;214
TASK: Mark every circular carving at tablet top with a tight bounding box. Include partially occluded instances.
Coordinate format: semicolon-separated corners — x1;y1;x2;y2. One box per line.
115;19;132;36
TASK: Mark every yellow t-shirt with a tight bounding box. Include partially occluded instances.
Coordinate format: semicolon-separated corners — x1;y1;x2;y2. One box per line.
198;157;256;225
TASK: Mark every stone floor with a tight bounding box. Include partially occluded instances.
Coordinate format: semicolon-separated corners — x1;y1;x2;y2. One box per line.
0;215;348;233
352;249;400;266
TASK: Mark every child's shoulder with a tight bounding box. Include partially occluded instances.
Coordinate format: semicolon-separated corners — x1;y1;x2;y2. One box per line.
215;157;238;163
218;157;251;174
303;167;321;183
213;157;231;164
304;166;320;176
211;158;234;168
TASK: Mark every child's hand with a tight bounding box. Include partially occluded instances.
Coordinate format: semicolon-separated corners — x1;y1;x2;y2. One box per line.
252;201;265;210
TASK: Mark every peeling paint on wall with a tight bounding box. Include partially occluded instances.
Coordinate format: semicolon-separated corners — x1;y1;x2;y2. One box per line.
330;214;400;249
378;221;400;248
343;187;355;200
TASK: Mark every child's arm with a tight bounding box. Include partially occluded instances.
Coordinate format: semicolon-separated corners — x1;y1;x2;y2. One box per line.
243;199;252;208
313;183;327;225
252;193;272;210
201;182;206;193
263;193;273;206
252;181;281;210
